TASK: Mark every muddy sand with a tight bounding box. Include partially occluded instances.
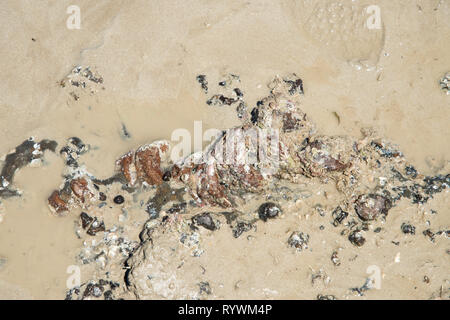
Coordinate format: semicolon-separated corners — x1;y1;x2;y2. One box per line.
0;0;449;300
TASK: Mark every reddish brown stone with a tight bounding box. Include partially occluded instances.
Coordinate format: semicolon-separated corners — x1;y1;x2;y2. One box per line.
116;152;136;186
355;194;391;221
135;146;163;185
48;190;69;214
70;178;92;203
188;163;231;208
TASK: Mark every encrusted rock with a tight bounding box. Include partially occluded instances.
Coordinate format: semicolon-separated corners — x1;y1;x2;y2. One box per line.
80;212;94;229
48;190;70;215
116;140;170;187
355;194;391;221
86;219;105;236
401;223;416;235
70;178;93;204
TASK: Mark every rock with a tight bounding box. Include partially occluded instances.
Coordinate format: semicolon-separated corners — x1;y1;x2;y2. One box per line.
196;74;208;93
135;144;164;185
83;282;103;298
258;202;282;221
80;212;94;229
86;219;105;236
348;230;366;247
99;192;107;201
113;195;125;204
42;74;450;300
423;229;436;243
70;178;93;203
282;74;304;95
116;140;170;187
66;279;120;300
401;223;416;235
370;140;402;158
116;151;137;186
355;194;391;221
59;137;88;167
331;251;341;266
296;137;352;177
192;213;219;231
288;232;310;251
48;190;69;215
232;222;253;238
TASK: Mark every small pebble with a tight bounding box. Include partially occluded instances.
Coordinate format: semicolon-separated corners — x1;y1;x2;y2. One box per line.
113;195;125;204
348;230;366;247
258;202;282;222
288;231;310;251
401;223;416;235
192;213;219;231
99;192;107;201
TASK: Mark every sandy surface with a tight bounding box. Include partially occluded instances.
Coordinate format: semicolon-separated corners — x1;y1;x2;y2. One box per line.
0;0;448;299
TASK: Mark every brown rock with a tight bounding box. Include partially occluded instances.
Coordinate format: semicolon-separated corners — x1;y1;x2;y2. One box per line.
135;146;163;185
116;151;136;186
70;178;92;203
355;194;391;221
48;190;69;214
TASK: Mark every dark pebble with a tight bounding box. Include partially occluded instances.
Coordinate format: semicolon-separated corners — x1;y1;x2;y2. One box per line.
250;108;259;124
288;232;310;251
355;194;391;221
232;222;253;238
423;229;435;242
87;219;105;236
113;195;124;204
80;212;94;229
348;230;366;247
258;202;282;222
401;223;416;235
162;171;172;181
192;213;218;231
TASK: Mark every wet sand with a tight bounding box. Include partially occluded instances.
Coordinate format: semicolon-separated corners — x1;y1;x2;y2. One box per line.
0;0;449;299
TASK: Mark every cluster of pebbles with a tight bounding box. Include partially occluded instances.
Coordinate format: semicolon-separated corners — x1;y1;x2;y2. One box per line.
59;66;104;101
0;74;448;299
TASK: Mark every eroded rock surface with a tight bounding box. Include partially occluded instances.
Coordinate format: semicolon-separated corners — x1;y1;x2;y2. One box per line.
10;75;446;300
